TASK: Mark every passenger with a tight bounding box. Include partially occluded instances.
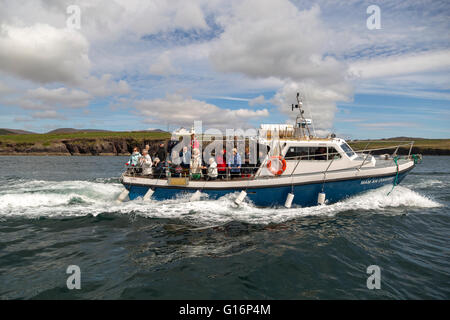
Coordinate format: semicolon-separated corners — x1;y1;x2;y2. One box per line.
180;146;191;174
156;143;166;163
228;148;242;178
140;149;152;176
191;133;200;150
167;137;180;160
207;157;218;180
144;144;150;153
126;147;142;167
190;148;202;180
216;149;227;179
243;146;251;177
153;157;164;177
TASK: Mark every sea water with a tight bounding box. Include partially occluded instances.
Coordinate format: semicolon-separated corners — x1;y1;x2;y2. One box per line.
0;156;448;299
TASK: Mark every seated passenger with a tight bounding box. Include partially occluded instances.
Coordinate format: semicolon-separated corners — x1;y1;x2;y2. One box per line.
207;157;218;180
140;149;152;176
228;148;241;178
153;157;164;177
127;147;142;167
190;148;202;180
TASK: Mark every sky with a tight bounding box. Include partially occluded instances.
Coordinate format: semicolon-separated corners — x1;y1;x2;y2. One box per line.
0;0;448;139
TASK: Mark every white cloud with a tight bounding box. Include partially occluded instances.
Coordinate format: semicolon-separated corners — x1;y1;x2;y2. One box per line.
27;87;91;108
82;74;130;96
272;81;352;133
211;3;344;83
134;93;269;128
210;0;352;134
248;95;266;106
149;51;178;76
348;50;450;79
31;110;66;120
0;80;13;94
0;23;90;84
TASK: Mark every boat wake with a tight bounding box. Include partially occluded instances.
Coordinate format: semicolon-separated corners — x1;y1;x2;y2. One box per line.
0;178;442;224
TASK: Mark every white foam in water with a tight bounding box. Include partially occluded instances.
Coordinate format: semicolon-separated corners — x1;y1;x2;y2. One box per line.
0;179;442;224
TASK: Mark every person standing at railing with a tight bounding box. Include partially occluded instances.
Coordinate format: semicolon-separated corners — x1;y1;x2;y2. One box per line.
243;146;251;177
190;148;202;180
180;146;191;176
156;143;166;163
228;148;241;178
216;149;227;180
126;147;141;167
140;149;152;176
191;133;199;150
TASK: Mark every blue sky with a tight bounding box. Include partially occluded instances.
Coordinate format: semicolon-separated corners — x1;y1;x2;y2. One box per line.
0;0;448;139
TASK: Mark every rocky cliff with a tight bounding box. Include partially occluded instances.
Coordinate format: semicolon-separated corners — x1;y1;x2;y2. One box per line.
0;138;167;156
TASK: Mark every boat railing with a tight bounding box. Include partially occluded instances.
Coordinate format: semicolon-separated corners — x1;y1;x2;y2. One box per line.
122;141;421;181
122;164;263;181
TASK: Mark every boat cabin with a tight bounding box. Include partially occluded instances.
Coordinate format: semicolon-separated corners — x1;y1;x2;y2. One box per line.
256;137;375;177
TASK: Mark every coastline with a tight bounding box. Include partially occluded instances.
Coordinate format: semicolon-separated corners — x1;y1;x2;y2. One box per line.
1;132;449;156
0;142;449;156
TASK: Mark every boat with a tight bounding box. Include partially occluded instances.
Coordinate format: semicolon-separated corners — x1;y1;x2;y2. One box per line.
119;93;421;207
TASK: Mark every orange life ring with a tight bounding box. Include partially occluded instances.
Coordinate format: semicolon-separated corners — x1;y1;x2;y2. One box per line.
267;156;287;175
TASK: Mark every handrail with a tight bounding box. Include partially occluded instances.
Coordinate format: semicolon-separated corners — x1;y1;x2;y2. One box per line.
123;141;418;181
358;151;372;171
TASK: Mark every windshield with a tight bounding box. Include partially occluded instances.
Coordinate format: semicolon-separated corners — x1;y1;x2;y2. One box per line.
340;142;356;158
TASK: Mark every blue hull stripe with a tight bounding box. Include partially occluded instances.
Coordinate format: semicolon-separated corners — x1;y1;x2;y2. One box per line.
125;169;411;207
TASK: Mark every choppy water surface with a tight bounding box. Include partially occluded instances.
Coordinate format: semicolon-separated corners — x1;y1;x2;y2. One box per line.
0;156;448;299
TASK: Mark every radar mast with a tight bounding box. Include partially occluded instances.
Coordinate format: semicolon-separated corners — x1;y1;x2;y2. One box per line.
291;92;313;139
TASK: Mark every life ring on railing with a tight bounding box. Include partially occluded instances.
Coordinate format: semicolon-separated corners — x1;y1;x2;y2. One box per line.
267;156;287;175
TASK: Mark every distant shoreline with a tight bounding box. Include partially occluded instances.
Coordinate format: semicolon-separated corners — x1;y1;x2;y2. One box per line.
0;132;449;156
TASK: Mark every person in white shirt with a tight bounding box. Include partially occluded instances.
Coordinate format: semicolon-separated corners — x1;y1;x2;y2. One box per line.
190;148;202;179
140;149;152;176
207;157;218;180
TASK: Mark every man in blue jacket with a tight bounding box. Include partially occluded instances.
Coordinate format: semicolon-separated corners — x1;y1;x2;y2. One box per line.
228;148;241;178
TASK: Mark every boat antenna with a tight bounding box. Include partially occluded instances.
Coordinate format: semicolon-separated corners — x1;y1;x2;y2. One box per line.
291;92;311;138
302;92;317;137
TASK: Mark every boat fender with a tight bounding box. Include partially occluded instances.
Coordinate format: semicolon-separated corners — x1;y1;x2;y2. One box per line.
116;189;129;203
189;190;202;202
143;188;154;201
234;190;247;206
317;192;326;205
267;156;287;176
284;193;294;208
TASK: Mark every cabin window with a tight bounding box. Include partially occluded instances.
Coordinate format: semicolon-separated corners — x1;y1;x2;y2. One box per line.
340;143;356;158
285;147;308;159
284;146;327;160
327;147;341;160
310;147;327;160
